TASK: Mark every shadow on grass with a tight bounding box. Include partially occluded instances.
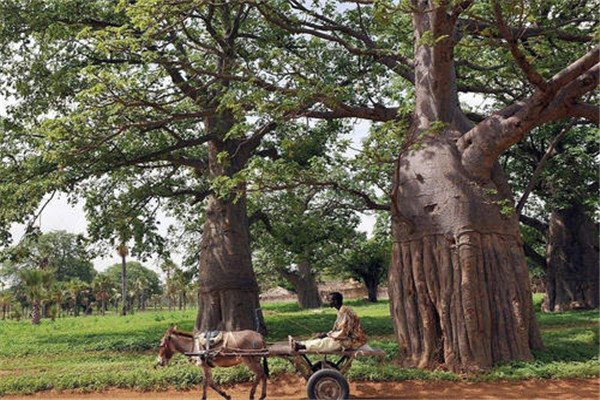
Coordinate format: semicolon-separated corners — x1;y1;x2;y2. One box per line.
537;309;599;328
535;326;599;363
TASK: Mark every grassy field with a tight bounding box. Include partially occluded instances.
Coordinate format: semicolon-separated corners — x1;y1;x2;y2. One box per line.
0;295;598;396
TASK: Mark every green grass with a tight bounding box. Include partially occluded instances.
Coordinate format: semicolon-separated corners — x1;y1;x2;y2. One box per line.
0;297;598;396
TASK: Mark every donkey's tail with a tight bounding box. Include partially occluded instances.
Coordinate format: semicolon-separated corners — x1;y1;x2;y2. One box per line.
262;356;270;378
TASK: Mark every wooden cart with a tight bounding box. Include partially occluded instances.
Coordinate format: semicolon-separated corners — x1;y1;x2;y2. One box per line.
187;342;386;400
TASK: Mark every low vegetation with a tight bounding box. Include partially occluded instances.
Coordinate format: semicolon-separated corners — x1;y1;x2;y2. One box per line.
0;295;597;396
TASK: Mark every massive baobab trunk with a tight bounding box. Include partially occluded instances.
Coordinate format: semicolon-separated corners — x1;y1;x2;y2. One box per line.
389;0;598;371
388;2;555;372
544;203;599;311
390;142;544;371
197;192;264;332
196;114;266;334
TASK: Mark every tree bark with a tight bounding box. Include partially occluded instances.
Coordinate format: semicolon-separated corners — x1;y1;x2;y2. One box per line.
543;203;599;311
31;302;41;325
119;248;128;316
388;1;543;372
364;277;379;303
196;113;266;334
278;259;322;309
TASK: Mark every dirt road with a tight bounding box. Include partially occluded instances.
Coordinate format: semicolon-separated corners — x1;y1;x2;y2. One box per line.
3;375;598;399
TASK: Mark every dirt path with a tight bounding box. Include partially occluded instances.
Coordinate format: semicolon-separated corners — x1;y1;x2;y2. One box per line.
4;375;598;399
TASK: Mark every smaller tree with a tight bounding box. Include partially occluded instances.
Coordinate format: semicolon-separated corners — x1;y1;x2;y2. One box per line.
104;261;162;311
0;290;13;320
0;231;96;284
252;187;359;308
65;278;85;317
92;275;113;316
19;269;53;325
338;213;392;303
340;235;391;303
160;259;178;311
150;294;163;311
504;121;599;311
49;282;66;319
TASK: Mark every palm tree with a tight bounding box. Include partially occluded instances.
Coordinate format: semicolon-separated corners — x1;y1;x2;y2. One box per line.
50;282;67;319
20;269;53;325
80;283;92;316
165;277;177;312
92;275;113;316
0;291;13;320
131;277;147;311
172;270;191;310
160;259;177;311
150;293;162;310
117;244;128;316
111;289;121;313
66;278;85;317
127;285;137;314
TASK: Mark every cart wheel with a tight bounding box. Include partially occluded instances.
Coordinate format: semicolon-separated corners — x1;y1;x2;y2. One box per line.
306;369;350;400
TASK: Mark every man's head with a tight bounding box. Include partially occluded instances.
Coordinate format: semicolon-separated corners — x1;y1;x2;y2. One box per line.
328;292;343;309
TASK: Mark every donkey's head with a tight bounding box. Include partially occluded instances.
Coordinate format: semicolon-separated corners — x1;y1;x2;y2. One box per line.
156;324;177;368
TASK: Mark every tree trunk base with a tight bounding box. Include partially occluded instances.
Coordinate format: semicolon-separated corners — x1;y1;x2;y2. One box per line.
389;232;543;372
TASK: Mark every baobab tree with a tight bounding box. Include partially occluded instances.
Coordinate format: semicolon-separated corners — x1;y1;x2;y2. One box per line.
258;0;598;371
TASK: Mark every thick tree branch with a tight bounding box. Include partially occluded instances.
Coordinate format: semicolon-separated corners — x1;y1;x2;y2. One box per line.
548;46;600;91
567;103;600;124
56;18;123;29
458;50;598;179
458;18;595;43
522;241;547;270
235;121;279;160
304;103;401;122
519;214;549;233
492;0;547;90
105;135;213;172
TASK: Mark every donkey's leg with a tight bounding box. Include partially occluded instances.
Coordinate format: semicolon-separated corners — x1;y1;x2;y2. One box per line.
260;364;267;400
244;357;264;400
201;364;231;400
200;365;208;400
208;369;231;400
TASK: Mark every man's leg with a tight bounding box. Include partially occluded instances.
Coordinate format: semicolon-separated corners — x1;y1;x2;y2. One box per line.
300;337;342;352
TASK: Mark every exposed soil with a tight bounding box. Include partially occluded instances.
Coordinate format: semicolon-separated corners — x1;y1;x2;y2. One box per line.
3;375;598;400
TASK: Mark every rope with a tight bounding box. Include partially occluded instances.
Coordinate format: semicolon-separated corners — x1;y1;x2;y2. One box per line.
266;310;317;337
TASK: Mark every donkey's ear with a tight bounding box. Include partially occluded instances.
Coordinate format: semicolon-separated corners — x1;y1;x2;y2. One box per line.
168;324;176;332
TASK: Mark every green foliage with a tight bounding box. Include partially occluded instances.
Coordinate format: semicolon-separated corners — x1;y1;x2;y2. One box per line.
19;268;53;304
0;298;597;395
1;230;96;284
333;224;392;299
251;185;360;289
103;261;162;297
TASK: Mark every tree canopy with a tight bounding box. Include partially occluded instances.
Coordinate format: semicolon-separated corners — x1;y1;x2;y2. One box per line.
0;230;96;284
103;261;161;297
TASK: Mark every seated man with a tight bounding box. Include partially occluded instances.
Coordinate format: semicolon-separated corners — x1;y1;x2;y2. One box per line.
289;292;367;352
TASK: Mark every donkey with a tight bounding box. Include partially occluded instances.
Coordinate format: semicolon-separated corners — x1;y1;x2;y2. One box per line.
156;324;268;400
